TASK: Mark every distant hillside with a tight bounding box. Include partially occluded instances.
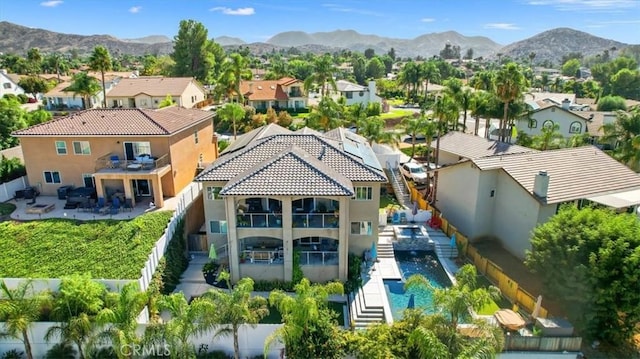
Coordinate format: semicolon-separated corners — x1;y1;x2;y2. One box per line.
121;35;172;44
498;28;629;65
267;29;503;58
0;21;173;56
214;36;246;46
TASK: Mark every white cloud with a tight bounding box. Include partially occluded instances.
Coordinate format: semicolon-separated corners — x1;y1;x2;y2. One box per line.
210;7;255;15
527;0;638;11
484;23;521;30
420;18;436;23
129;6;141;14
40;0;63;7
321;3;384;16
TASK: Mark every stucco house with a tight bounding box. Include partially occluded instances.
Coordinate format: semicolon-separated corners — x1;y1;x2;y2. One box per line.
13;107;217;208
0;69;25;98
106;77;207;109
435;145;640;259
432;131;535;167
195;124;387;283
334;80;381;106
44;80;101;110
239;77;307;111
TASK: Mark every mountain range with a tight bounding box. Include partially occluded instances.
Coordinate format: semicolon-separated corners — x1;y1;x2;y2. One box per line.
0;21;633;65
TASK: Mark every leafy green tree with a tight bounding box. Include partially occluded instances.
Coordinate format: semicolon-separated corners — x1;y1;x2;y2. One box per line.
469;70;496;92
0;97;28;149
400;116;429;161
601;107;640;171
398;61;420;100
45;343;77;359
357;116;399;146
365;57;385;79
561;58;581;77
18;76;50;100
525;205;640;345
45;274;106;359
306;97;343;132
420;60;441;98
202;273;268;359
610;68;640;100
26;48;42;75
265;279;345;359
158;94;175;108
95;283;147;359
171;19;215;82
218;103;245;140
304;54;337;96
351;54;367;85
65;72;101;109
288;59;313;82
532;123;563;151
88;45;112;108
219;53;252;103
597;95;627;111
0;280;52;359
495;62;528;142
0;155;26;182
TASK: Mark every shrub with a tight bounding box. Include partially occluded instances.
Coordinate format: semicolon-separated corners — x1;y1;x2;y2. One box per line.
159;219;189;294
17;94;29;104
344;252;363;293
597;95;627;111
0;156;26;183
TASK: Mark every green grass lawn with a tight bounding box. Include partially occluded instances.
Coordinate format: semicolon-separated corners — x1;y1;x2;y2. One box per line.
260;301;346;325
476;275;514;315
0;202;16;216
380;193;400;209
380;109;414;120
0;211;173;279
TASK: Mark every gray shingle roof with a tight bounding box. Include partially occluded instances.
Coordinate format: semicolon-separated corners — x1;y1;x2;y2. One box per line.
434;131;536;160
471;146;640;204
220;145;354;196
12;107;213;136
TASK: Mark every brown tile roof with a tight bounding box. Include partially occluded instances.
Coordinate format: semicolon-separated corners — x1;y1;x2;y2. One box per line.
571;111;616;137
221;145;354;196
239;78;301;101
471;146;640;204
106;77;203;97
575;97;596;105
45;81;98;97
12;107;213;137
433;132;536;160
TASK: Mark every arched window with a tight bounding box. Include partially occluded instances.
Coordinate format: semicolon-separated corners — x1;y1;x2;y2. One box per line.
528;119;538;128
569;121;582;133
542;120;554;129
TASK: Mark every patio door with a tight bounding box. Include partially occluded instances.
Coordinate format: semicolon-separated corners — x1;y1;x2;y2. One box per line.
123;141;151;161
133;179;151;197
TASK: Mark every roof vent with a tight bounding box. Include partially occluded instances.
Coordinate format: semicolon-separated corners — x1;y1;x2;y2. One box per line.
82;121;86;125
257;86;262;90
270;85;275;90
533;170;550;198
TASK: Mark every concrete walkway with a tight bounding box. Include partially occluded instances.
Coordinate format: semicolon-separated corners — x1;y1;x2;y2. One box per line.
173;253;212;299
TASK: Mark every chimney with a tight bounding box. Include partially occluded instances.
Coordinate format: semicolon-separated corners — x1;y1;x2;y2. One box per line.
533;171;550;198
561;98;570;110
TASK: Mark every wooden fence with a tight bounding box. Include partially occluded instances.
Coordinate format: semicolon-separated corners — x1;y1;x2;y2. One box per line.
409;186;550;318
504;335;582;351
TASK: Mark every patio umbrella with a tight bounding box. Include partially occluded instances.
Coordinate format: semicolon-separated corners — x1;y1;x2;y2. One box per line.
407;293;415;309
511;126;518;142
532;295;543;319
209;244;217;260
370;241;377;262
450;233;457;258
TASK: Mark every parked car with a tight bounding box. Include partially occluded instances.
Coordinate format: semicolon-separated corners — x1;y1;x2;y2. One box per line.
400;162;428;184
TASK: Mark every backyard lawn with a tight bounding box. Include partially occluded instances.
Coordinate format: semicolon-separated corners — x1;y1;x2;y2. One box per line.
380;108;415;120
0;211;173;279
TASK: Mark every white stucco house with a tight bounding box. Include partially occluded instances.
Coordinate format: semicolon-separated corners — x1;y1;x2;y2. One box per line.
435;145;640;259
432;131;536;167
0;69;25;98
335;80;381;107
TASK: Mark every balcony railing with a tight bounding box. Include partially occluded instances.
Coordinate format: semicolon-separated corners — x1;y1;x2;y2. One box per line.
237;213;283;228
299;251;338;266
241;249;283;264
292;213;339;228
95;153;170;172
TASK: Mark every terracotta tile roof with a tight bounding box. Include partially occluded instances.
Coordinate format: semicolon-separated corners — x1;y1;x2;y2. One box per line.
239;78;301;101
571;111;616;137
433;132;536;160
12;107;213;137
196;125;387;192
220;145;354;196
471;146;640;204
106;77;202;97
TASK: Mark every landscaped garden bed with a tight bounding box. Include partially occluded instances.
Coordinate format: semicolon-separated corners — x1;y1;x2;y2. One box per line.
0;211;173;279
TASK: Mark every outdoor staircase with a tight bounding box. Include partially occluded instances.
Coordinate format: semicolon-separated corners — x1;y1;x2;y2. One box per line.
376;237;395;259
350;287;385;329
384;162;411;207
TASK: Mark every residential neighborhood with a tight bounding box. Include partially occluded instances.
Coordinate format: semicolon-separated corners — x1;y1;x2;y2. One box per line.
1;4;640;359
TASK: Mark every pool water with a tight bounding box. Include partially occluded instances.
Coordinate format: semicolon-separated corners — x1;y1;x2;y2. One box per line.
398;227;424;237
384;250;452;320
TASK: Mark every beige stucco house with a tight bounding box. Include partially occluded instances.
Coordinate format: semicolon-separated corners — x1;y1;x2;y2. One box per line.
106;77;207;109
435;145;640;259
13;107;217;208
433;131;535;167
195;124;387;283
239;77;307;110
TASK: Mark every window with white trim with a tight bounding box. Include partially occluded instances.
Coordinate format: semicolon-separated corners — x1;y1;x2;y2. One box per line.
43;171;61;184
351;221;372;235
206;186;222;200
72;141;91;155
569;121;582;133
542;120;554;130
354;186;372;200
209;220;228;233
55;141;67;155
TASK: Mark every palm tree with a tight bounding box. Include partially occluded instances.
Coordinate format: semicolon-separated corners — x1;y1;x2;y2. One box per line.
202;273;268;359
95;283;147;359
150;292;212;358
88;46;112;108
0;280;51;359
420;61;441;98
601;108;640;171
357;116;399;147
533;123;563;151
220;53;252;104
304;54;337;97
306;97;343;131
45;274;106;359
265;279;344;359
400;116;429;161
495;62;527;142
431;94;460;203
65;72;101;109
470;91;493;137
218;103;245;140
398;61;420;100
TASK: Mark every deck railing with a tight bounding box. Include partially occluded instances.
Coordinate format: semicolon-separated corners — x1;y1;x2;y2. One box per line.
292;213;339;228
298;251;338;265
95;153;170;172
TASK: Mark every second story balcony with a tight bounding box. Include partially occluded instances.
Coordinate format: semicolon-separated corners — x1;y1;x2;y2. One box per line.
95;153;170;173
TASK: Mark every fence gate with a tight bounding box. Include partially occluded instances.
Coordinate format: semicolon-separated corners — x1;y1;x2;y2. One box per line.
188;234;208;252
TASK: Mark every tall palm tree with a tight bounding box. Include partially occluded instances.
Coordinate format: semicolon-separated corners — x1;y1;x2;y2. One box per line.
65;72;101;109
88;46;112;108
149;292;212;358
398;61;420;100
601;108;640;171
95;283;147;359
495;62;527;142
470;91;494;137
357;116;399;147
218;103;245;140
306;97;343;131
202;273;268;359
220;53;252;104
45;274;106;359
533;123;563;151
400;116;428;161
431;94;459;204
303;54;337;97
0;280;51;359
420;61;441;98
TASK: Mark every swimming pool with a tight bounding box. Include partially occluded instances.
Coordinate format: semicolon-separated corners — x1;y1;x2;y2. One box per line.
384;250;452;320
393;225;428;239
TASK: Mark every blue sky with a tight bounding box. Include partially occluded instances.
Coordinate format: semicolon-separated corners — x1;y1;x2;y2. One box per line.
1;0;639;45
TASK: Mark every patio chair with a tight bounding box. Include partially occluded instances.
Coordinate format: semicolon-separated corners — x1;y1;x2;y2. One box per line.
110;197;121;215
109;155;121;168
94;197;105;214
392;212;400;225
123;198;133;212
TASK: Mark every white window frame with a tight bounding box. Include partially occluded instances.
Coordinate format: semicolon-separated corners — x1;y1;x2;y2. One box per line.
351;221;372;235
43;171;61;184
206;186;222;200
354;186;373;200
72;141;91;155
209;220;228;234
55;141;67;155
569;121;582;134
